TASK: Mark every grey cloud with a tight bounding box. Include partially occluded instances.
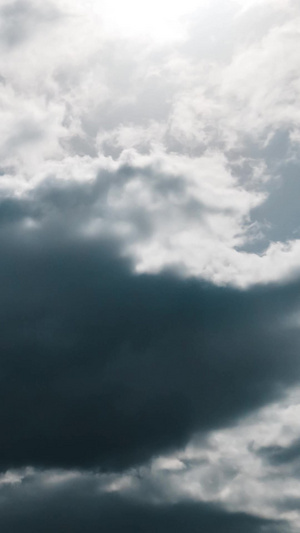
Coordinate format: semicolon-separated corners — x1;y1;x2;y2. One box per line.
277;496;300;513
6;120;45;149
0;178;300;471
0;0;60;48
99;75;171;128
0;473;287;533
257;438;300;466
0;164;201;241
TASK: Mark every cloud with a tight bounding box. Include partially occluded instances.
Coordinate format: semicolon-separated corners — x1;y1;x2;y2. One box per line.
0;0;60;48
0;179;299;472
1;1;300;531
258;439;300;466
96;386;300;530
1;0;300;285
0;471;287;533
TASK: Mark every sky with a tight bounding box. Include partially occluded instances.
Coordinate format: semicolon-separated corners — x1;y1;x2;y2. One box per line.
1;0;300;531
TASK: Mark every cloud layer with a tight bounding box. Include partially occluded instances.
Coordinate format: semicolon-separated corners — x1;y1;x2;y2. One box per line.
0;471;287;533
1;1;300;532
0;184;299;472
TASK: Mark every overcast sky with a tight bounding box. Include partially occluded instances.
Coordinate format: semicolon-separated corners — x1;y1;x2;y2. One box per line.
1;0;300;531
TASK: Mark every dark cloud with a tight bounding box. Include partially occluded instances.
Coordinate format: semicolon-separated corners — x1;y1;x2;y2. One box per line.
258;438;300;466
0;164;203;241
277;496;300;512
0;473;287;533
0;178;300;471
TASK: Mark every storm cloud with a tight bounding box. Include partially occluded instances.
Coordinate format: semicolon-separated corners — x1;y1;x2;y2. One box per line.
0;180;299;472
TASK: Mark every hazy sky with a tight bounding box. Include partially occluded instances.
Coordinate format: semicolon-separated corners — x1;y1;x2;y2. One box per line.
1;1;300;531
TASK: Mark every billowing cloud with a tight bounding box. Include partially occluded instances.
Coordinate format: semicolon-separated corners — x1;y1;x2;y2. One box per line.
0;181;299;472
1;0;300;531
1;0;300;284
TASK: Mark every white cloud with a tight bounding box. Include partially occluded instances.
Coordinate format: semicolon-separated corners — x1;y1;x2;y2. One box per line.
1;0;300;287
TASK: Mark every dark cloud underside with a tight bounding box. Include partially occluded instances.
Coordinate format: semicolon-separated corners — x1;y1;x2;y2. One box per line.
258;437;300;465
0;180;300;471
0;476;287;533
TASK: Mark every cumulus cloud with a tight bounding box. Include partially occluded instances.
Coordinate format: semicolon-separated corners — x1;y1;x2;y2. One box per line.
1;0;300;283
1;0;300;531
